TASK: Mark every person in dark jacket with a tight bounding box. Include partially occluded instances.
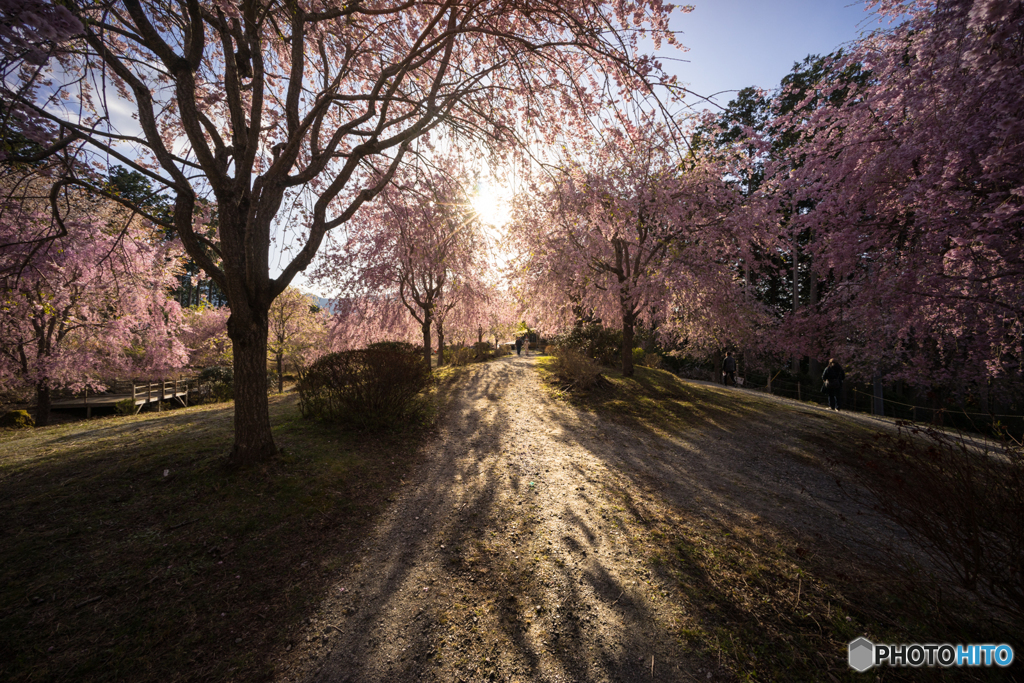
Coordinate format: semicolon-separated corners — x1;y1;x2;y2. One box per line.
822;358;845;411
515;336;523;356
723;351;737;386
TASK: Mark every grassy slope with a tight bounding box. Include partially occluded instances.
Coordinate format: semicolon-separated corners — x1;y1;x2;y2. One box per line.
1;363;1016;682
536;358;1018;682
0;379;463;683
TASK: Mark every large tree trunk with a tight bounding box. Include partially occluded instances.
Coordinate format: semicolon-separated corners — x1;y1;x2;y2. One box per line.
436;320;446;367
421;319;433;374
621;312;636;377
226;311;277;467
34;383;51;427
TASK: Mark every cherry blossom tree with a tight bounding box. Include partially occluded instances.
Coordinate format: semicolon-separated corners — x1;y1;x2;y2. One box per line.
513;121;757;376
486;298;523;350
267;287;330;392
433;275;499;363
326;294;420;352
313;161;487;372
180;304;232;369
761;0;1024;400
0;0;683;465
0;175;186;425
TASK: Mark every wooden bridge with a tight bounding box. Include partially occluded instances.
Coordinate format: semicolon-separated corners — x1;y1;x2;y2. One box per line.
51;379;196;418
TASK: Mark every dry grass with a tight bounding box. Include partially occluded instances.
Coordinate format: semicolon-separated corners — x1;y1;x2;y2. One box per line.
546;346;604;392
0;392;436;683
536;362;1019;681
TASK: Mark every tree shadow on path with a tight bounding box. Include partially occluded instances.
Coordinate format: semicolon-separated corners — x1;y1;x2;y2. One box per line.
299;356;703;683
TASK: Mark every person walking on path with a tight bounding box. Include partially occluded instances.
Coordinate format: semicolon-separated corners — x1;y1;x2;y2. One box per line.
523;337;530;355
515;336;523;356
822;358;845;411
723;351;737;386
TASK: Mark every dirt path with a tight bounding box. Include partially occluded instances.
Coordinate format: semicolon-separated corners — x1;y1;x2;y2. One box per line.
274;355;908;683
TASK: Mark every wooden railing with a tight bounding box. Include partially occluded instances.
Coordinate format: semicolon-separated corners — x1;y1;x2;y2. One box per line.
130;379;193;404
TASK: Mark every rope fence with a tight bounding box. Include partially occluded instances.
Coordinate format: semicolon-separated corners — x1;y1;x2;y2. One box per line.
717;371;1024;438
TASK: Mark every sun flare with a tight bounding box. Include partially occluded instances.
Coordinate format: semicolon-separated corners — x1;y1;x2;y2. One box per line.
471;177;512;229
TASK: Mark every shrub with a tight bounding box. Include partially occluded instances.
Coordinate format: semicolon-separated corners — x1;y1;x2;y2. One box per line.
194;366;235;403
0;410;34;429
544;345;557;356
551;324;621;366
115;398;136;416
448;346;476;366
632;347;645;366
472;341;504;361
442;342;501;365
366;340;421;356
213;382;234;401
551;346;603;391
198;366;233;385
641;352;663;369
297;347;431;430
858;424;1024;624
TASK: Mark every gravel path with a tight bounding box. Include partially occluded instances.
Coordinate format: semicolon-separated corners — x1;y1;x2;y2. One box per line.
275;354;912;683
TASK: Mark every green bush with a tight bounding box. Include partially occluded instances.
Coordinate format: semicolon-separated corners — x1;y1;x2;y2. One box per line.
0;409;34;429
443;342;500;365
211;382;234;402
640;351;663;369
366;340;422;355
297;347;431;430
195;366;235;403
115;398;136;416
632;347;646;366
445;346;476;366
551;346;603;391
551;324;621;366
198;366;233;385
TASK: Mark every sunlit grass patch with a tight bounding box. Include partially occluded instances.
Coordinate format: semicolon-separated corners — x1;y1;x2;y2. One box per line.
535;361;1018;681
539;362;739;436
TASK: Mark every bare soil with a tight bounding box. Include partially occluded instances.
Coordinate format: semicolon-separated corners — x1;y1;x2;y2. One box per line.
272;354;931;683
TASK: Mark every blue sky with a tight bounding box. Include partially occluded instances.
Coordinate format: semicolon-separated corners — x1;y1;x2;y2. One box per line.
660;0;876;109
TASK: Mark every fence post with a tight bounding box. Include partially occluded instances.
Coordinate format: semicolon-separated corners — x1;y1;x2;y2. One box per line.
873;374;885;416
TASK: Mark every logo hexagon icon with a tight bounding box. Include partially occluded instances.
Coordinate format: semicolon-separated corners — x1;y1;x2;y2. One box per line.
848;637;874;672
